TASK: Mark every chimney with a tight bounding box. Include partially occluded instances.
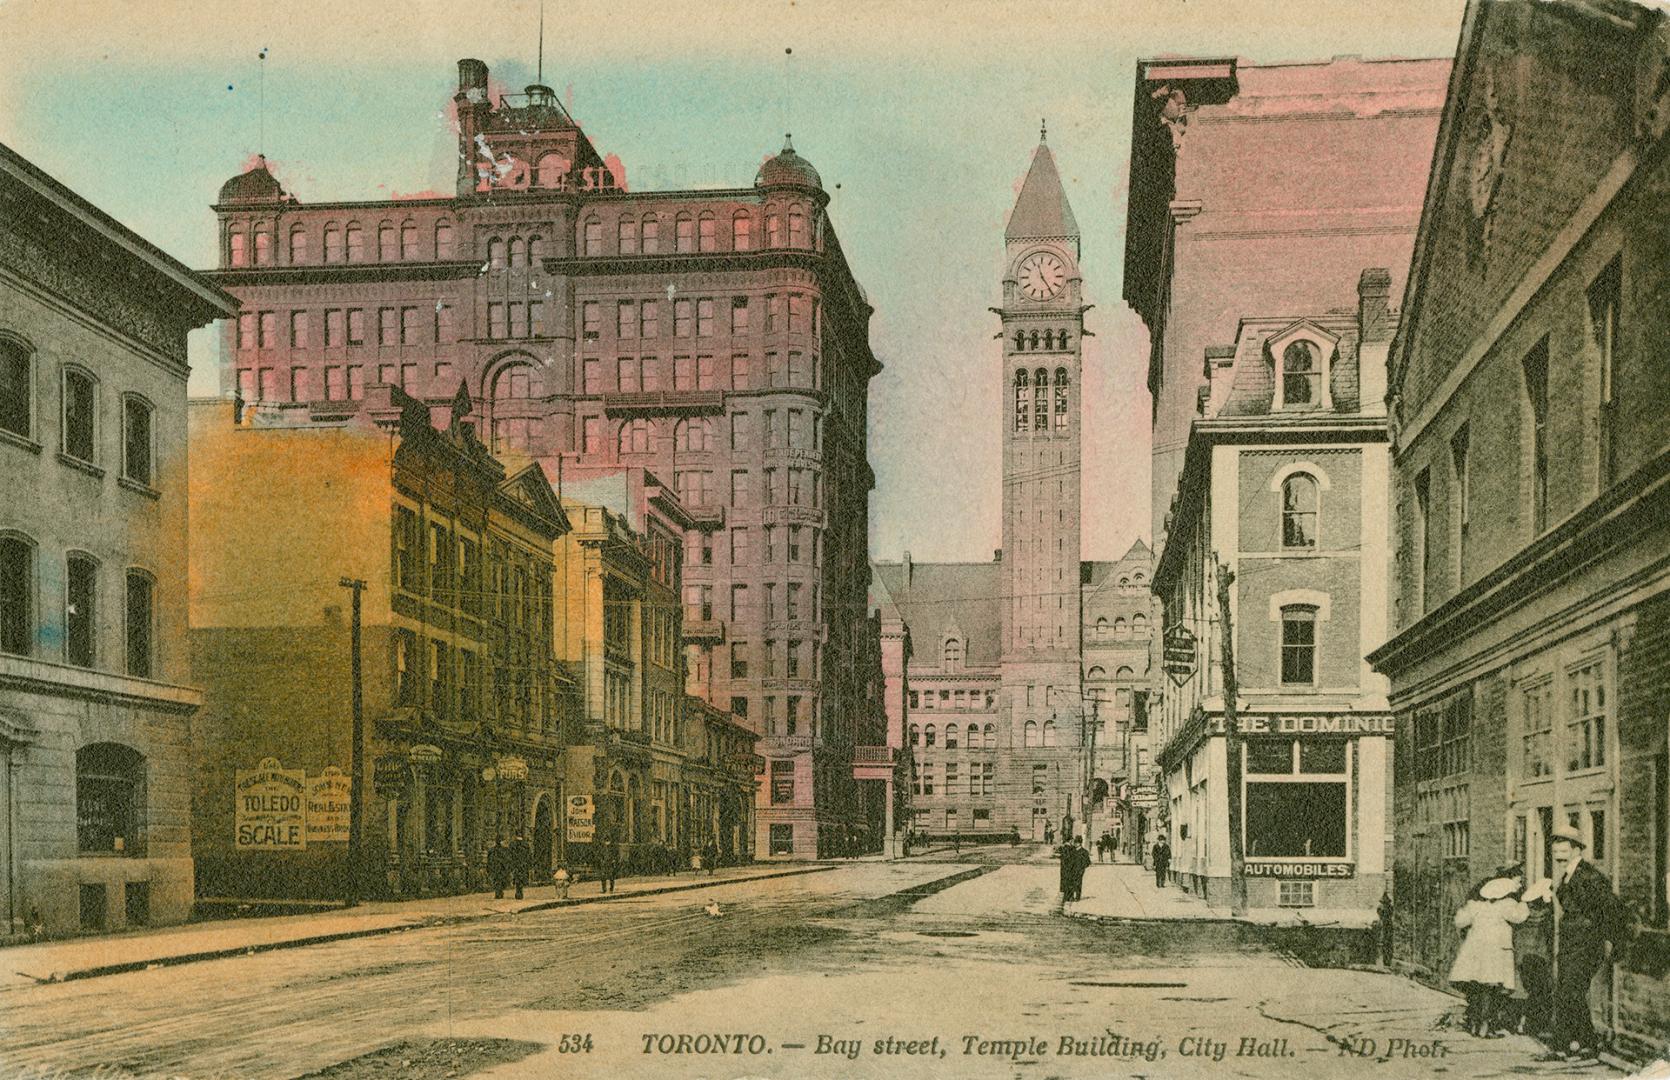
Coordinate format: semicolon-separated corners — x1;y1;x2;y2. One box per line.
993;548;1003;563
902;550;912;589
1357;267;1392;345
454;59;492;196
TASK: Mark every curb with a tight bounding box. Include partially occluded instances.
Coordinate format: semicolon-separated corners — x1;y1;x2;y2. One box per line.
20;864;842;987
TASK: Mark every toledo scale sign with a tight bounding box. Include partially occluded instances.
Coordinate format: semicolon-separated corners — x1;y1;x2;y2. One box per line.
235;758;352;849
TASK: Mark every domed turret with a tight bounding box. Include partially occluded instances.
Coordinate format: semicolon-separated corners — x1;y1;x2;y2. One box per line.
217;156;286;204
754;135;822;191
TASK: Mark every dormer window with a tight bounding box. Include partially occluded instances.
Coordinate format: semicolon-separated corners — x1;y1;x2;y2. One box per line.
1281;341;1320;407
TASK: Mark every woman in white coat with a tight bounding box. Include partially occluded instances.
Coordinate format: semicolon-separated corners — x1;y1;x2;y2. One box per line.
1450;873;1531;1036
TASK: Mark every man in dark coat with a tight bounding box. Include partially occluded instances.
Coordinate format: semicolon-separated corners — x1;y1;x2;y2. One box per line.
597;840;620;894
509;833;532;900
1058;838;1076;901
1152;836;1172;890
1072;838;1092;901
1538;829;1629;1061
487;838;509;898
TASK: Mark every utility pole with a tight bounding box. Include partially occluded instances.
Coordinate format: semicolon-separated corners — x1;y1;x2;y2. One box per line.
1214;558;1246;916
1085;691;1100;849
339;577;367;908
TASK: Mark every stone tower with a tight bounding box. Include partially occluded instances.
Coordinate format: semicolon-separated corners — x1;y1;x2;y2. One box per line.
997;134;1086;835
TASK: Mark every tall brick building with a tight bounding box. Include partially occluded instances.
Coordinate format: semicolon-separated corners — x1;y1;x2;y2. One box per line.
1368;0;1670;1057
1122;54;1449;559
872;139;1154;845
206;59;881;859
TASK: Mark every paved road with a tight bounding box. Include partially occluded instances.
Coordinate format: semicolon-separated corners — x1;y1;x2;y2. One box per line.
0;850;1604;1079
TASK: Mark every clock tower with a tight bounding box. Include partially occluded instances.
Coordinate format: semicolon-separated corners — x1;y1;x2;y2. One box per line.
998;134;1086;787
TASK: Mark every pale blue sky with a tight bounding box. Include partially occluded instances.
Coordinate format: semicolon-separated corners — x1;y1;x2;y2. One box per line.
0;0;1464;562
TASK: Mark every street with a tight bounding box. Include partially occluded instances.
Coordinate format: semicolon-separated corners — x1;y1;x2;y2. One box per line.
0;849;1610;1080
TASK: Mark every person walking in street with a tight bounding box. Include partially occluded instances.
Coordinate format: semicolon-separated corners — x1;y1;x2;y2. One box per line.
509;832;531;900
1058;836;1076;902
488;838;509;899
1072;837;1092;901
1152;835;1172;890
1527;828;1631;1063
1449;869;1529;1037
597;840;620;894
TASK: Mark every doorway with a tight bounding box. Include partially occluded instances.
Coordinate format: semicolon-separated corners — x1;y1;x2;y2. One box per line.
532;796;554;881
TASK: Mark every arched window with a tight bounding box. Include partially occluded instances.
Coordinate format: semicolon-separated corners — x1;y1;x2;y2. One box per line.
766;212;782;247
508;237;528;268
943;638;963;669
1094;617;1108;639
909;723;920;747
617;218;638;255
788;210;807;247
324;222;343;263
617;418;653;455
121;394;154;488
400;222;418;259
675;213;695;253
1042;720;1057;747
1114;617;1128;636
62;366;98;464
641;215;660;254
434;221;454;258
698;212;717;252
0;533;35;656
1024;720;1039;747
1015;331;1027;352
1282;473;1319;549
378;223;397;261
490;362;541;455
983;722;996;748
1014;368;1030;432
945;725;958;749
967;723;979;746
288;224;308;263
77;743;145;855
1033;368;1048;431
924;724;936;747
125;568;155;678
732;211;752;251
675;417;713;452
487;237;506;269
1029;330;1040;350
536;151;568;188
228;229;246;267
1087;665;1106;680
253;226;271;265
1054;367;1069;429
1132;613;1148;635
528;235;546;263
344;223;364;261
1133;572;1145;584
1281;340;1321;408
1;337;33;440
65;551;98;668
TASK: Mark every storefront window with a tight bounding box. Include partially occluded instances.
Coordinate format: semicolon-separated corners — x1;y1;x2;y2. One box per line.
1245;738;1347;859
769;823;794;855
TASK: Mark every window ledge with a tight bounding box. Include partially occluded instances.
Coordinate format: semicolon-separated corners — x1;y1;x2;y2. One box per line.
0;428;42;455
56;452;104;479
118;476;161;500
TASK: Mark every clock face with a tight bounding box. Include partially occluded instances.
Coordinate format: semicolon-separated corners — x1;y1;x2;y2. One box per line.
1017;251;1067;301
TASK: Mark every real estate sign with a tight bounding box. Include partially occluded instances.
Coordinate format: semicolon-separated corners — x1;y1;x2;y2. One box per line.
235;757;306;849
306;766;351;843
565;794;596;842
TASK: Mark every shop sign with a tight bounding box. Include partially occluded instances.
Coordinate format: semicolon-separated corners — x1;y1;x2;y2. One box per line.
496;755;529;783
1238;714;1394;737
1162;625;1197;685
305;766;351;843
235;757;306;849
1244;861;1355;879
565;794;596;842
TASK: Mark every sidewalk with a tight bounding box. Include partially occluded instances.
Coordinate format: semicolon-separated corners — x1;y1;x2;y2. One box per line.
1066;862;1379;928
0;862;835;992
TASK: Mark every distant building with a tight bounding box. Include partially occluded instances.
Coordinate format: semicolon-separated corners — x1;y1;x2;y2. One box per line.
872;137;1154;847
1153;270;1398;921
0;142;236;934
1121;53;1449;559
681;695;761;865
1081;544;1161;862
206;58;881;859
1369;1;1670;1057
189;390;572;900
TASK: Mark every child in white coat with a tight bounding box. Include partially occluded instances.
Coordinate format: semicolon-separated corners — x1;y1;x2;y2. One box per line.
1450;872;1530;1036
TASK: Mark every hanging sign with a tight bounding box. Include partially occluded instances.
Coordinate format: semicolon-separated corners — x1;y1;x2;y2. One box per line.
565;794;596;842
1163;624;1197;685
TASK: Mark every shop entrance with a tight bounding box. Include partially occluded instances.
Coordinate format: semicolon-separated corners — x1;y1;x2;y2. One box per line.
531;796;554;882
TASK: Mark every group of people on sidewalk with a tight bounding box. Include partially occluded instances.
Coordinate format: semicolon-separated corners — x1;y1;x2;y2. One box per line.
1446;829;1634;1065
1057;836;1092;902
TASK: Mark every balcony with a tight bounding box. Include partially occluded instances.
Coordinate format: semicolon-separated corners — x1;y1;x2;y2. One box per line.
603;390;726;418
683;619;726;644
852;745;895;781
685;505;726;530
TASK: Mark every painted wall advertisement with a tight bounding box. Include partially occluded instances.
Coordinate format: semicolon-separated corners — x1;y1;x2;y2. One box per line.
565;794;596;843
306;766;352;843
234;757;306;849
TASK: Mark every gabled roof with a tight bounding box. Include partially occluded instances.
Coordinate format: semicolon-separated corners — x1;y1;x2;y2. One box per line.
500;462;571;537
872;561;1003;668
1005;141;1079;241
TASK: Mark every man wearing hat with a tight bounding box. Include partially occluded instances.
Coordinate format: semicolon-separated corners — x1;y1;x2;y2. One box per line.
1530;826;1630;1061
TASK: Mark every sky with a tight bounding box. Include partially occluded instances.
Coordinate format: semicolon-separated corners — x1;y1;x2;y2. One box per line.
0;0;1466;563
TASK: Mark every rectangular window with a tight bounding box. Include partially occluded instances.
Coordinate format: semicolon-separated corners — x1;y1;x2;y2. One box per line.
769;823;794;854
1520;677;1554;780
698;355;717;391
1279;607;1316;685
730;641;748;679
618;301;635;339
528;301;544;337
697;298;715;337
640;300;659;339
1278;881;1316;907
401;307;420;346
238;313;256;351
325;309;343;348
731;411;751;451
731;353;749;390
674;300;693;338
508;302;526;339
63;369;96;462
618;218;638;255
673;355;694;391
378;307;398;346
731;527;749;564
763;638;777;677
258;368;277;401
582;302;601;341
1414;468;1433;614
764;409;779;448
258;311;277;349
582;416;603;454
730;583;748;621
346;309;365;346
1567;659;1607;772
125;572;153;678
1450;425;1469;585
731;296;750;335
786;582;802;621
1523;338;1550;534
730;469;748;507
66;555;96;667
290;310;309;348
123;397;152;487
789;293;809;332
788;526;802;563
325;366;345;400
1588;256;1622;488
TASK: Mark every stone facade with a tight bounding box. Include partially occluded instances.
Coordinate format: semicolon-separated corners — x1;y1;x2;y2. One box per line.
1369;1;1670;1060
0;144;235;935
205;59;880;860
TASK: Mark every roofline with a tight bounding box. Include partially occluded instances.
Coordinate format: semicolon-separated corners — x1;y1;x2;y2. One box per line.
211;186;780;216
2;141;239;316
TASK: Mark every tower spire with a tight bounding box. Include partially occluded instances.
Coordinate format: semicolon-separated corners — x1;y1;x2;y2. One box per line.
537;0;546;84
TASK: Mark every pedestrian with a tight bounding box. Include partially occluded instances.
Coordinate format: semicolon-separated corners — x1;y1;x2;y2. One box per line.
1528;828;1631;1062
1072;837;1092;901
509;832;531;900
1152;835;1172;890
1449;870;1529;1037
1058;837;1076;902
488;837;509;899
598;840;620;894
552;864;571;900
703;840;718;876
1044;822;1055;846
